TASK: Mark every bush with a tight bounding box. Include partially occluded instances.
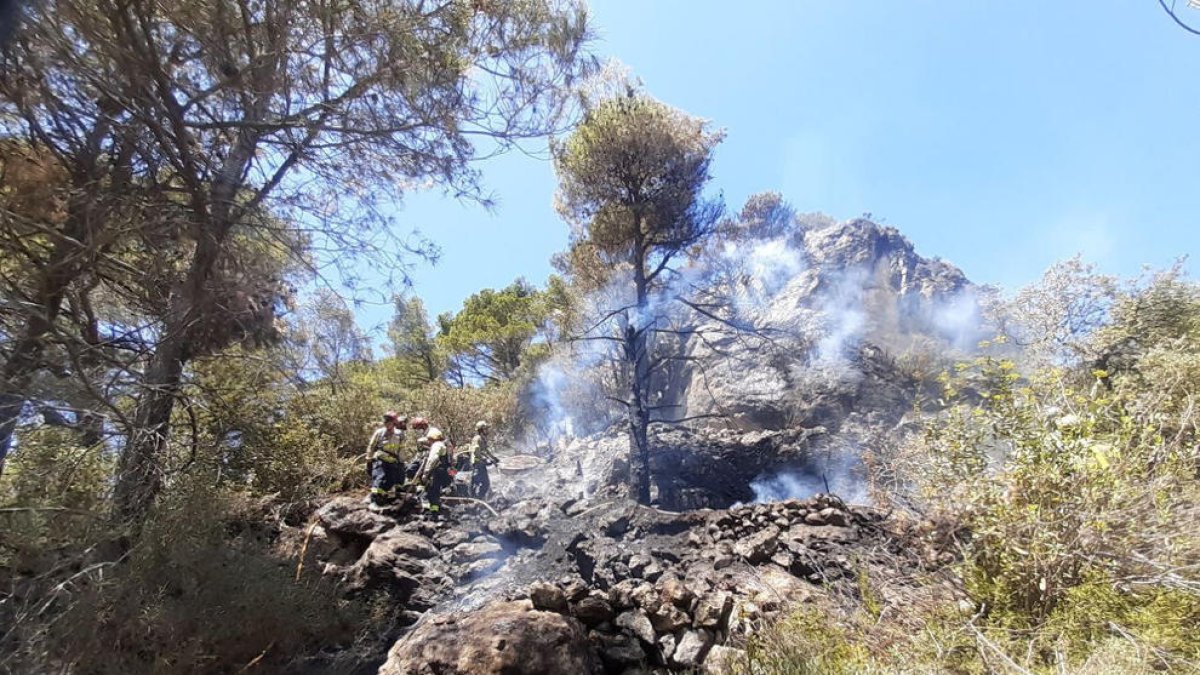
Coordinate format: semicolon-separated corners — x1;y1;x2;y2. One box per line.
2;483;361;674
880;349;1200;671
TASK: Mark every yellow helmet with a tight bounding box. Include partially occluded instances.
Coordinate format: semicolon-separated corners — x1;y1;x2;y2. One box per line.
427;429;445;442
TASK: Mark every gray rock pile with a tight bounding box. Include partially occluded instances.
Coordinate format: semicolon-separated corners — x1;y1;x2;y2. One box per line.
293;487;892;674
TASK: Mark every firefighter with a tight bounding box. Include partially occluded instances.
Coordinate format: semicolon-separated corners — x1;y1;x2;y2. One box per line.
365;411;407;510
468;420;498;499
405;417;435;481
415;428;453;515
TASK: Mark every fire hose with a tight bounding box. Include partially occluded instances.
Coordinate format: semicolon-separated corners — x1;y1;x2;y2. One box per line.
441;496;499;517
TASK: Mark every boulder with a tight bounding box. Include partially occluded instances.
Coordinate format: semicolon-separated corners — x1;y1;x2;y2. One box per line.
573;593;615;627
648;603;690;634
345;531;434;597
529;581;568;613
733;525;780;563
451;540;503;564
371;531;438;560
704;645;746;673
380;600;600;675
614;609;656;645
314;497;397;539
693;592;733;629
819;507;850;527
593;632;645;671
655;633;677;666
659;577;697;611
671;629;714;668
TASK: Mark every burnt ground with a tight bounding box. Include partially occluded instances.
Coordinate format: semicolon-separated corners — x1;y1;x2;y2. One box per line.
277;434;951;674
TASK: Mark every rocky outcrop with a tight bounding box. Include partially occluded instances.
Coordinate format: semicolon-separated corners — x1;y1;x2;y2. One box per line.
380;599;601;675
674;218;978;431
283;477;913;674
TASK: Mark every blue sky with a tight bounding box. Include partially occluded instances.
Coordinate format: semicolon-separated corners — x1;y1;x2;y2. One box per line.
354;1;1200;336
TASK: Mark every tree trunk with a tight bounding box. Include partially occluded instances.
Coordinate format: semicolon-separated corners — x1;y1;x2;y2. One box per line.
627;238;654;504
112;332;186;529
626;324;653;504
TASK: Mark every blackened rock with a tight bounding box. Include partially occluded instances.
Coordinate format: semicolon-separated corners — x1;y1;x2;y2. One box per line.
593;632;646;671
573;593;616;627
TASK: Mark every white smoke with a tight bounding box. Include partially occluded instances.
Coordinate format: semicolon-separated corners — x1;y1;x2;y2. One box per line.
813;267;869;364
747;454;871;506
929;287;991;351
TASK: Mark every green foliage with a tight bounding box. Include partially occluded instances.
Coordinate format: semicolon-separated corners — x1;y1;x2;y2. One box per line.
553;92;724;290
388;296;445;388
734;608;869;675
2;484;360;674
0;426;113;574
437;279;554;384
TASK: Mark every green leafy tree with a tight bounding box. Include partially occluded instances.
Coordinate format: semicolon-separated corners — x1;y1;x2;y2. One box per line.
388;296;443;388
0;0;592;528
438;279;553;384
553;92;724;503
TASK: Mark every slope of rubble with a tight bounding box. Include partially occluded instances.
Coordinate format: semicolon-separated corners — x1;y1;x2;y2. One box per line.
280;463;934;674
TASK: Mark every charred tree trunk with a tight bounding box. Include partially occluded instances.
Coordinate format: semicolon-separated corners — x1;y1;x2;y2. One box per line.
625;324;653;504
627;239;654;504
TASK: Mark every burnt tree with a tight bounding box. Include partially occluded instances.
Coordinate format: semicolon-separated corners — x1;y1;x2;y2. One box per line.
553;93;723;503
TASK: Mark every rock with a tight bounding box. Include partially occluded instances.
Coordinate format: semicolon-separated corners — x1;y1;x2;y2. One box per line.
659;577;696;611
671;629;714;668
380;599;600;675
436;529;470;548
655;633;677;666
614;609;656;645
693;592;733;629
804;510;827;526
346;532;433;597
733;525;780;563
604;514;631;538
562;576;590;602
607;579;646;610
629;583;662;613
648;603;690;633
314;497;397;539
703;645;746;673
819;507;850;527
641;561;664;582
573;593;615;627
593;632;645;671
627;553;651;577
459;558;503;579
451;540;503;564
529;581;568;613
372;531;438;560
713;554;735;570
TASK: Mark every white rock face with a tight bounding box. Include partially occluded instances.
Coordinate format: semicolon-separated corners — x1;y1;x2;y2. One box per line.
671;218;979;430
